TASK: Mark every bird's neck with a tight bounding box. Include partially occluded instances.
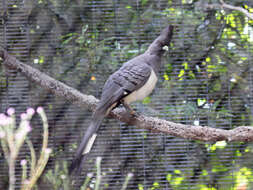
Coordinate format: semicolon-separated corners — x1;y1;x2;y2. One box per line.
145;39;165;56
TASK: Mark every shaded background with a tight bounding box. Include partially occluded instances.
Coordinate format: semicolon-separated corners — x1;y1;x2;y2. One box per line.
1;0;253;189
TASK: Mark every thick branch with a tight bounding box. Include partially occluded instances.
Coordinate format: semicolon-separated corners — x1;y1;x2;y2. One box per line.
1;47;253;142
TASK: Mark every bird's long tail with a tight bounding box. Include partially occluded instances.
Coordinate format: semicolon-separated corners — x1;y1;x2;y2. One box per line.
69;113;104;174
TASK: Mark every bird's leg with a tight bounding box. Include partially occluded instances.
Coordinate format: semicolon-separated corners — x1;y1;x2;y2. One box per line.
121;100;139;116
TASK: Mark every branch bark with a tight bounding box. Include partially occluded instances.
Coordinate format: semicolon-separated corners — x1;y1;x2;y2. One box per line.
1;47;253;142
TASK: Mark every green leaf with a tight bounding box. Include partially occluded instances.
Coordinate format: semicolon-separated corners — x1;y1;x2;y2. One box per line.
165;63;173;73
166;173;172;181
62;36;74;45
163;74;169;81
171;176;184;186
76;36;85;44
202;170;208;176
214;141;227;149
236;150;242;157
141;0;148;6
213;82;221;91
182;62;188;70
152;182;160;189
178;69;185;78
206;57;211;62
142;97;151;104
197;98;206;106
138;184;144;190
188;70;195;79
207;65;227;73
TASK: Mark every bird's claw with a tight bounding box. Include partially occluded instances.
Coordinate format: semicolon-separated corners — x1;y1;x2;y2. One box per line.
129;110;140;117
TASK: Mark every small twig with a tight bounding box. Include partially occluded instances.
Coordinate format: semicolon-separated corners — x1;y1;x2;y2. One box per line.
207;0;253;20
221;0;253;20
205;1;253;20
21;160;28;185
94;157;102;190
121;173;133;190
80;173;93;190
26;139;36;175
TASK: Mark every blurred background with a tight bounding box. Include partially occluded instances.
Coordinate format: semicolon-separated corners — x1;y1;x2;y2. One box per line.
0;0;253;189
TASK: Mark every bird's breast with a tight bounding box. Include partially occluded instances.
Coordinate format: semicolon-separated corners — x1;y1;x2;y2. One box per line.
123;69;158;104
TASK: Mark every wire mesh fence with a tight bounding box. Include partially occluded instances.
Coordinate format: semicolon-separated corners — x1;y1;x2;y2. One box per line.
0;0;253;189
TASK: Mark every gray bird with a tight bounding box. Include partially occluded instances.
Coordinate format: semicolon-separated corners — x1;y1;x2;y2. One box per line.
69;25;174;173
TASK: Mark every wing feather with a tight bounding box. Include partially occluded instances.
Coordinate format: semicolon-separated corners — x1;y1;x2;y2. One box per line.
99;59;152;110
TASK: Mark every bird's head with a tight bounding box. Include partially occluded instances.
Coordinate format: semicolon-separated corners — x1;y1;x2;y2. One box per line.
146;25;174;55
159;25;174;47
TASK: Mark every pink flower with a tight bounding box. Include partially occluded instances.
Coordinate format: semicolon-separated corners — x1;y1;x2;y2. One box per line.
7;107;15;116
127;173;134;178
0;113;7;120
0;115;12;126
20;113;28;120
36;107;44;114
20;159;27;166
27;108;35;116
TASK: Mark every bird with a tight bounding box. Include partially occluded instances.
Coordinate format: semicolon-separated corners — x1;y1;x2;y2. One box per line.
69;25;174;173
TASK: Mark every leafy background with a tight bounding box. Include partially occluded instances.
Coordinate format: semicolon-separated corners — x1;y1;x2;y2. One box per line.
0;0;253;189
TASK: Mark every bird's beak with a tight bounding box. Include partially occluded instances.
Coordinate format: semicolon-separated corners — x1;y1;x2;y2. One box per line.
162;45;169;51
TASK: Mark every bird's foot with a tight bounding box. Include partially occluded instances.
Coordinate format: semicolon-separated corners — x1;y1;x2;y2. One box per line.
121;101;140;117
129;109;140;118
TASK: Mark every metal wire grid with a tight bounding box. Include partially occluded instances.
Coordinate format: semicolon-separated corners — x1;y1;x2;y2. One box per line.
0;0;253;189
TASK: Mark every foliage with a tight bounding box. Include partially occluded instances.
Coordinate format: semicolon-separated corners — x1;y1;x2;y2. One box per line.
1;0;253;189
44;157;133;190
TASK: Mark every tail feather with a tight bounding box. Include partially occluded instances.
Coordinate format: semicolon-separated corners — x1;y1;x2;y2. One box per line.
69;80;123;174
69;114;104;173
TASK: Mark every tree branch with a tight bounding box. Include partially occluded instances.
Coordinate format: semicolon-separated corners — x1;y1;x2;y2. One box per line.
206;0;253;20
220;0;253;20
1;47;253;142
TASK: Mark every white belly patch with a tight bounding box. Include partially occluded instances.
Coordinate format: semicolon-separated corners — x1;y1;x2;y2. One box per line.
123;69;157;104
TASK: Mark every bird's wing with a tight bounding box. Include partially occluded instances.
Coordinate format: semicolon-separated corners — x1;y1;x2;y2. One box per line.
113;62;152;93
96;61;152;112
